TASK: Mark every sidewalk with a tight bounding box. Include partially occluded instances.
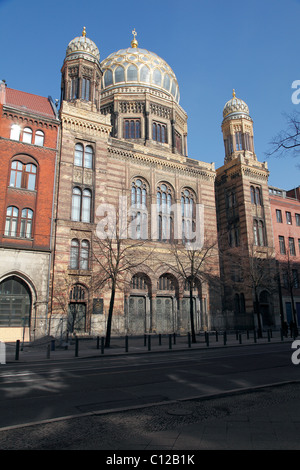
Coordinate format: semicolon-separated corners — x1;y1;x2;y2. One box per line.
3;329;294;363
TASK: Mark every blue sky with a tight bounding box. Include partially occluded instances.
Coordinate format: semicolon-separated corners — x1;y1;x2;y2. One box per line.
1;0;299;190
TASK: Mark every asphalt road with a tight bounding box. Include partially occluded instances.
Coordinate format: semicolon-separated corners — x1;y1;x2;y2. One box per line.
0;342;298;432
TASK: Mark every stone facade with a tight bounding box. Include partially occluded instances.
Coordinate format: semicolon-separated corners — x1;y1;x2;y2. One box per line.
1;30;298;342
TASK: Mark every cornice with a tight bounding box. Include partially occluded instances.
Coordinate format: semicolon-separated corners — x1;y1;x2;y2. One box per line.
107;145;215;181
60;101;111;138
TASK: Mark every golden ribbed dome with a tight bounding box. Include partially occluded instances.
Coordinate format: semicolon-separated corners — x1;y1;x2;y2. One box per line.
100;30;180;103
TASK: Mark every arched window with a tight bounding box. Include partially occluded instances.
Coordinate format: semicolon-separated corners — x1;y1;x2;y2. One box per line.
81;78;90;101
253;219;258;246
22;127;32;144
258;220;265;246
140;65;150;83
4;206;19;237
74;144;93;168
115;66;125;83
127;64;138;81
131;178;147;207
20;208;33;238
253;219;265;246
104;70;113;87
70;239;79;269
153;69;162;86
250;186;255;204
130;178;148;239
153;122;167;143
71;187;81;221
84;146;93;169
80;240;89;270
70;284;86;301
9;160;36;190
124;119;141;139
70;77;78;99
157;183;173;241
25;164;37;190
235;132;242;151
34;130;44;146
181;188;195;242
74;143;83;166
82;189;92;223
9;161;23;188
255;187;261;205
0;276;31;326
163;74;171;91
131;274;149;290
158;274;175;291
250;185;262;205
70;239;89;270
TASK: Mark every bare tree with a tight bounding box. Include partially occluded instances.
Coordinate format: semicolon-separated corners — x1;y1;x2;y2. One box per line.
225;244;276;337
166;236;220;343
92;206;153;348
278;249;299;333
267;111;300;163
50;271;80;338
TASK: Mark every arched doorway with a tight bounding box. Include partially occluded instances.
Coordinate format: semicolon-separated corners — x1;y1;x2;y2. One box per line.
259;290;273;327
128;273;151;334
0;276;31;328
68;284;87;333
182;277;202;332
156;273;178;333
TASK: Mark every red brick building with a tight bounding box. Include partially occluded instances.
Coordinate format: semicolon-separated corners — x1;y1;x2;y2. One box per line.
269;185;300;327
0;81;59;341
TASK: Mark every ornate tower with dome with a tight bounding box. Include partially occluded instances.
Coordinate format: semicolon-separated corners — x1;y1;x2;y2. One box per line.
49;28;222;338
215;90;277;330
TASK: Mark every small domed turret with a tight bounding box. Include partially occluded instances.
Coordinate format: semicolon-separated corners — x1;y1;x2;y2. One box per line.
221;90;255;163
223;89;250;122
65;27;100;64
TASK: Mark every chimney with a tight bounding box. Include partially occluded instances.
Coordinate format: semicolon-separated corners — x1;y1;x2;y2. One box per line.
0;80;7;105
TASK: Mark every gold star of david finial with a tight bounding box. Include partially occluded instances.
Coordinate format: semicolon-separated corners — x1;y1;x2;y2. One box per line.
131;28;138;48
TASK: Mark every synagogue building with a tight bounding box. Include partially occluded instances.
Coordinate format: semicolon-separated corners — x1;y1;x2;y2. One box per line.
0;29;299;342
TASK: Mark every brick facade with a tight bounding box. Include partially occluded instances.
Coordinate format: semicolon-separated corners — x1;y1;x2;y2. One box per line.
0;83;59;341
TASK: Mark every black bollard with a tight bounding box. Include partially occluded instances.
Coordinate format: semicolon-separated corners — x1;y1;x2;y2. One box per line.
267;329;271;342
216;331;218;342
75;337;79;357
239;333;242;344
159;334;162;345
223;331;227;346
188;332;191;348
169;334;172;349
15;340;20;360
148;335;151;351
125;335;128;352
254;330;257;343
97;336;100;350
144;334;147;347
101;337;104;354
206;332;209;347
173;332;176;345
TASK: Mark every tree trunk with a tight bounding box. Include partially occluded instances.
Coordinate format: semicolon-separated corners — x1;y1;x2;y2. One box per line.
105;282;116;348
255;290;263;338
190;284;196;343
